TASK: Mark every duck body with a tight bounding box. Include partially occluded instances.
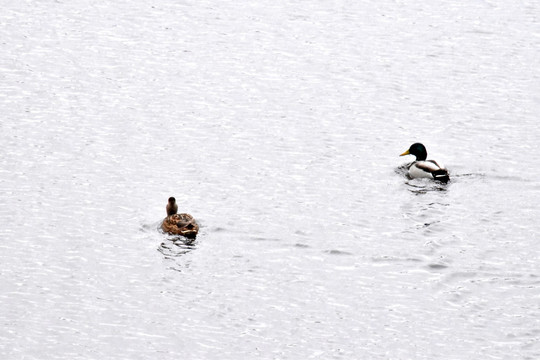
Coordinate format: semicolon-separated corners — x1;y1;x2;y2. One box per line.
161;197;199;238
407;160;449;182
161;213;199;239
400;143;449;183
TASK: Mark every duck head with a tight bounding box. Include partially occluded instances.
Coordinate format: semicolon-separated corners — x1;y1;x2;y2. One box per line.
400;143;427;161
166;197;178;216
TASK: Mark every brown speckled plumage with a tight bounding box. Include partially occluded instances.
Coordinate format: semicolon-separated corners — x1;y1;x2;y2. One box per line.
161;213;199;238
161;197;198;238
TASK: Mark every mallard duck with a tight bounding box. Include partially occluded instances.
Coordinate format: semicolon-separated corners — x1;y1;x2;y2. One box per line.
400;143;449;182
161;197;199;238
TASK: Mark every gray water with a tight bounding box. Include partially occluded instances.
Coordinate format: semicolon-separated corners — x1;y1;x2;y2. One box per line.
1;1;539;359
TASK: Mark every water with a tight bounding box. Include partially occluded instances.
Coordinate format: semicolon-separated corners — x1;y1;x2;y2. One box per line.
1;1;539;359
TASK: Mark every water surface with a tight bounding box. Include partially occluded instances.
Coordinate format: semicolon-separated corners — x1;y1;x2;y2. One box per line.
1;1;539;359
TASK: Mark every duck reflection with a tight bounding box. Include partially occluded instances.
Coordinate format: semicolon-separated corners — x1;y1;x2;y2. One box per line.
158;236;197;258
405;179;448;195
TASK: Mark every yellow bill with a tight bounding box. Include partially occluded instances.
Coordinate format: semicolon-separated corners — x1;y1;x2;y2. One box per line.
400;149;410;156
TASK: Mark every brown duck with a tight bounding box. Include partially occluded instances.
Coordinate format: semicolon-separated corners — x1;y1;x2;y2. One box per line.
161;197;199;239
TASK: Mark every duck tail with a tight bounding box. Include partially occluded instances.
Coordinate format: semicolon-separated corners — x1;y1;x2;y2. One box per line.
432;170;450;183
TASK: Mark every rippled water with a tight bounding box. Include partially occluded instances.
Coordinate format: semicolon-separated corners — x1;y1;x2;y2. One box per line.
1;1;539;359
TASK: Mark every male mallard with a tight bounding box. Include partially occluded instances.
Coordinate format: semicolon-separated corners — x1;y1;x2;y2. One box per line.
400;143;449;182
161;197;199;238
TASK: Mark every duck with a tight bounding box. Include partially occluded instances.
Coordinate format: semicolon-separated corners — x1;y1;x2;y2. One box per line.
161;197;199;238
399;143;450;182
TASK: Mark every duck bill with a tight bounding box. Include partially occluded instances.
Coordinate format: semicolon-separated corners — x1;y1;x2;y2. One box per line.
399;149;410;156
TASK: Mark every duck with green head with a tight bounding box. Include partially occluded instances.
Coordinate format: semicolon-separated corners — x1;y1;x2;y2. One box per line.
400;143;449;182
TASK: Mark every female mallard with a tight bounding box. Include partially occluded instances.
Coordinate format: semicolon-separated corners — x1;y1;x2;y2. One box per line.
400;143;449;182
161;197;199;238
